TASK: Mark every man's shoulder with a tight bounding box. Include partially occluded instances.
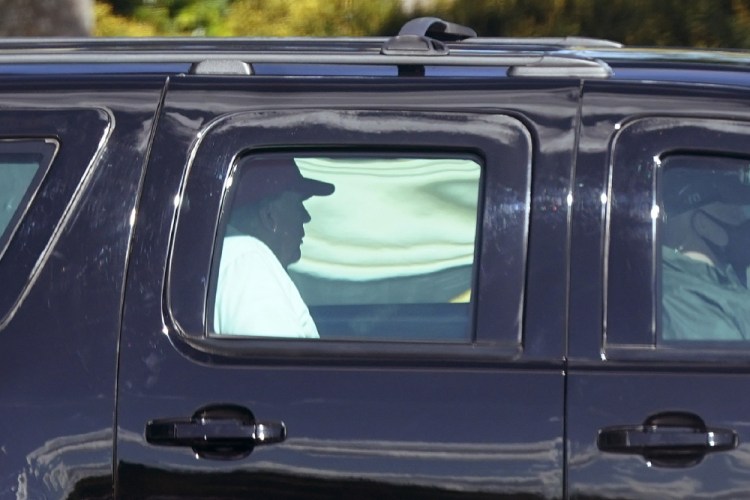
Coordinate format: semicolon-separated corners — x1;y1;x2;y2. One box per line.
221;235;276;264
223;234;266;252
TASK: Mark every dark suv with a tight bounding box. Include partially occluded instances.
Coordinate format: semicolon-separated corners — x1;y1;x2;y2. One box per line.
3;16;750;500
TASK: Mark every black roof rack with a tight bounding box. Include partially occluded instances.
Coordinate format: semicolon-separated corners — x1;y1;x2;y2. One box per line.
396;16;621;48
398;17;477;42
0;45;614;79
379;17;613;77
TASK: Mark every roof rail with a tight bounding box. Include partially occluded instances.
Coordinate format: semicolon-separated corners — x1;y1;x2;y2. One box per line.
461;36;623;49
398;17;477;42
381;34;449;56
395;16;621;48
0;50;613;79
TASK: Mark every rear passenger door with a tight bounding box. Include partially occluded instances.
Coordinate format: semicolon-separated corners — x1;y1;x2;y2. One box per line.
116;74;577;498
0;82;164;498
569;82;750;498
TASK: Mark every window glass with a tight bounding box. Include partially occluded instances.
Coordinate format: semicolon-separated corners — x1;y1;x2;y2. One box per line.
658;155;750;342
0;141;56;252
211;153;482;341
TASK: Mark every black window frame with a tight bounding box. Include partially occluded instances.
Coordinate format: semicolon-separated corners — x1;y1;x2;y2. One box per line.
0;109;111;328
167;108;532;363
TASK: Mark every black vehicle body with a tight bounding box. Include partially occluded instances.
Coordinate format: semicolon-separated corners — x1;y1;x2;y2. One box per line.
2;17;750;499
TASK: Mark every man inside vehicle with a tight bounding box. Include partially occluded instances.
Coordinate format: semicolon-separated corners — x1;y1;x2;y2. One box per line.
213;156;334;337
661;159;750;340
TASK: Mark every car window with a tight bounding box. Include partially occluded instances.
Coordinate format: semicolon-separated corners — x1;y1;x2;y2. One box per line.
167;108;531;356
658;155;750;343
0;140;57;254
604;118;750;356
210;153;481;341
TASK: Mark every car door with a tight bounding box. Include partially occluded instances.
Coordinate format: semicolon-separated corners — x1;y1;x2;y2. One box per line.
116;73;577;498
568;81;750;498
0;81;164;498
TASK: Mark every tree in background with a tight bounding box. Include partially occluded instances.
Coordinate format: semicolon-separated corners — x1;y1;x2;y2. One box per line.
85;0;750;49
6;0;750;47
95;0;231;35
222;0;405;36
95;0;406;36
413;0;750;48
95;1;157;35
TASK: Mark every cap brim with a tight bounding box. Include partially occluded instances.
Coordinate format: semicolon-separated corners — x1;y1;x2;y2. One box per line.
298;177;335;199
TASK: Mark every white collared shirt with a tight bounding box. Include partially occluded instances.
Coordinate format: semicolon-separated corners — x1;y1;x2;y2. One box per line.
213;235;319;338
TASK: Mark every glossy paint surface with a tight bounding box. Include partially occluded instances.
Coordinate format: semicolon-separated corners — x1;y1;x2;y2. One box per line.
115;77;577;498
567;82;750;498
0;79;164;498
3;40;750;500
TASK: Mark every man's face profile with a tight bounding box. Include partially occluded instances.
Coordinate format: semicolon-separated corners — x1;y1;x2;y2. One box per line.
267;190;311;268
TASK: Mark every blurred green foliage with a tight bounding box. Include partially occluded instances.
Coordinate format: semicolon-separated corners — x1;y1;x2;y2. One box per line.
221;0;405;36
95;0;407;36
417;0;750;48
94;0;750;49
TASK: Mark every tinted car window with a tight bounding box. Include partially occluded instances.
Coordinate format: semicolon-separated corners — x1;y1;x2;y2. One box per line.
605;117;750;355
0;140;57;253
211;153;481;341
168;108;530;359
658;155;750;342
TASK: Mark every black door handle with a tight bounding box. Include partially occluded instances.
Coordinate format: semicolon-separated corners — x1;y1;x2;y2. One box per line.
597;411;738;467
146;404;286;460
